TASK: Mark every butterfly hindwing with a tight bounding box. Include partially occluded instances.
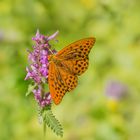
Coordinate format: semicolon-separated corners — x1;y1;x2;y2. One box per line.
60;58;89;75
55;62;78;92
72;58;89;75
48;61;78;104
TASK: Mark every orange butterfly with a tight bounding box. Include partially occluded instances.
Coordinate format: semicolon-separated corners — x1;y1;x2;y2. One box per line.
48;37;96;105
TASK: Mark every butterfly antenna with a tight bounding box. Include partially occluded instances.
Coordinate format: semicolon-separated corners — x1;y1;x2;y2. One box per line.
46;44;54;55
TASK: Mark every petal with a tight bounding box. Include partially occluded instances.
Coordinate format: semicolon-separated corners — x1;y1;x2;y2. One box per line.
47;30;59;41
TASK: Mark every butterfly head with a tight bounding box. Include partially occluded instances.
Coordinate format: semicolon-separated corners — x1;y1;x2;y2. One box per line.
48;54;59;63
48;54;54;61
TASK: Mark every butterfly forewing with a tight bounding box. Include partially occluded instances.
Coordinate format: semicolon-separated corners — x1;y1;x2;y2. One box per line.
56;37;95;60
48;61;67;104
56;38;95;75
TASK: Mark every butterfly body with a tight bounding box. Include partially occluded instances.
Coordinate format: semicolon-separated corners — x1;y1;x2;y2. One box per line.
48;55;61;65
48;37;96;105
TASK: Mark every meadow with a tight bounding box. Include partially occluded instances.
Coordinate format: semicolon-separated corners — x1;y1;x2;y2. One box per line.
0;0;140;140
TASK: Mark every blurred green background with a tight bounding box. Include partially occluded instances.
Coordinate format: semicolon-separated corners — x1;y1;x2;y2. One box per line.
0;0;140;140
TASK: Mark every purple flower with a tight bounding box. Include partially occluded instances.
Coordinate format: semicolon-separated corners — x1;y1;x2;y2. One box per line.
105;80;128;100
25;30;58;107
33;85;51;107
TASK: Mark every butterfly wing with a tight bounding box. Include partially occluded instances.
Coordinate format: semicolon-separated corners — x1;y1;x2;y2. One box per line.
56;37;95;59
56;38;95;75
48;61;78;105
60;58;89;76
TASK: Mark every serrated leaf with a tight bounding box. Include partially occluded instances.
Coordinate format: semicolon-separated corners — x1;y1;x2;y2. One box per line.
41;105;63;137
45;110;63;137
25;83;37;96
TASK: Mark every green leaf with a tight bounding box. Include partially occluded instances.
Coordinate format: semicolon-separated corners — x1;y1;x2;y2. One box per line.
41;105;63;137
25;83;37;96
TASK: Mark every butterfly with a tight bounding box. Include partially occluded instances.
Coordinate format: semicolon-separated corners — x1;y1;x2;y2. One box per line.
48;37;96;105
